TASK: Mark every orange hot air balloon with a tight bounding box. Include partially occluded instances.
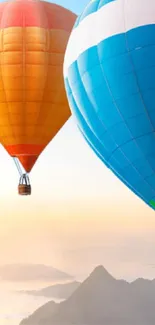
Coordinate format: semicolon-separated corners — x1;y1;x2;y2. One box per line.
0;0;76;195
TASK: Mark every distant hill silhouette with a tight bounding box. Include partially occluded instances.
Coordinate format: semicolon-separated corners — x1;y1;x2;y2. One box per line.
20;281;80;299
0;264;73;282
20;265;155;325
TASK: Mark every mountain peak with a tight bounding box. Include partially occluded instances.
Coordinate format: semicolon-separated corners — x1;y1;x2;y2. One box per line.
89;265;115;281
64;265;116;308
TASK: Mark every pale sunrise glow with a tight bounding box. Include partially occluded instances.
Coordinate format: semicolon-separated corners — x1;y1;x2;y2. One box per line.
0;117;154;281
0;0;153;286
0;1;155;325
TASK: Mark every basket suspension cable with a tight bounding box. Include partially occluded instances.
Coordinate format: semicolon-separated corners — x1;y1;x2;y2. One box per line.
19;173;30;185
18;173;31;195
13;157;31;195
13;157;23;176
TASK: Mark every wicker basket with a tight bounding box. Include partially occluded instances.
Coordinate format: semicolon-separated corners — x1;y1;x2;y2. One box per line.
18;184;31;195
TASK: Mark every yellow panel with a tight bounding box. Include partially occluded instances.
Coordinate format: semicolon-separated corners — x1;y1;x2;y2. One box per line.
0;90;6;102
25;126;35;137
25;102;41;113
0;103;8;114
3;31;22;44
9;114;25;125
26;52;47;65
1;126;13;137
25;65;46;78
49;30;69;53
12;126;24;136
5;90;23;102
0;79;4;90
49;53;64;66
0;114;10;126
3;27;23;36
25;113;38;125
25;77;46;90
43;89;67;104
2;65;22;77
3;77;23;90
7;103;23;114
1;52;23;65
25;90;44;102
46;66;63;91
25;27;47;44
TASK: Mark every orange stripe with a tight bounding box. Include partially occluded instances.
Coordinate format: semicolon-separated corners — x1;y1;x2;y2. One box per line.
18;155;39;172
5;144;45;156
5;144;45;172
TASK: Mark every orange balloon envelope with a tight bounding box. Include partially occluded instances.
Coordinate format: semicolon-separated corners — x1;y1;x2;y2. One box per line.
0;0;76;174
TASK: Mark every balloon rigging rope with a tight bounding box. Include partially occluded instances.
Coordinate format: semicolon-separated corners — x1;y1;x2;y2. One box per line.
13;157;23;176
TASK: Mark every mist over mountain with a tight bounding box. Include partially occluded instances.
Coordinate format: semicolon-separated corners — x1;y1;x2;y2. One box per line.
20;281;80;299
0;264;73;282
20;265;155;325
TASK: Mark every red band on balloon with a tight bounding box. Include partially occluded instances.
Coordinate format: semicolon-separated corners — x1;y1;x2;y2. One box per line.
5;144;45;156
5;144;45;172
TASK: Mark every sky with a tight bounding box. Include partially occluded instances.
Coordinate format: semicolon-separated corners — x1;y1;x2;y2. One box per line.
48;0;89;14
0;0;155;281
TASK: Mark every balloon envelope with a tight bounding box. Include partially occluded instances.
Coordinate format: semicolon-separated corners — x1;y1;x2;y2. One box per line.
64;0;155;210
0;0;76;172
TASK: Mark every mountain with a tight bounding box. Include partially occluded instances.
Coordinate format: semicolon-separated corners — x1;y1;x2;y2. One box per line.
20;281;80;299
20;265;155;325
20;301;58;325
0;264;73;282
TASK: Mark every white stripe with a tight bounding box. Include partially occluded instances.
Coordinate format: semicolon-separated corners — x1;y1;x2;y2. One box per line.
64;0;155;77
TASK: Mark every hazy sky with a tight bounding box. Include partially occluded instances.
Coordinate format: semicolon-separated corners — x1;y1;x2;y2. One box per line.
48;0;89;14
0;0;155;281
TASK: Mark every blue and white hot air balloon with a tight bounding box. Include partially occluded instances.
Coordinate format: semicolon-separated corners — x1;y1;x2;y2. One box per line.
64;0;155;210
